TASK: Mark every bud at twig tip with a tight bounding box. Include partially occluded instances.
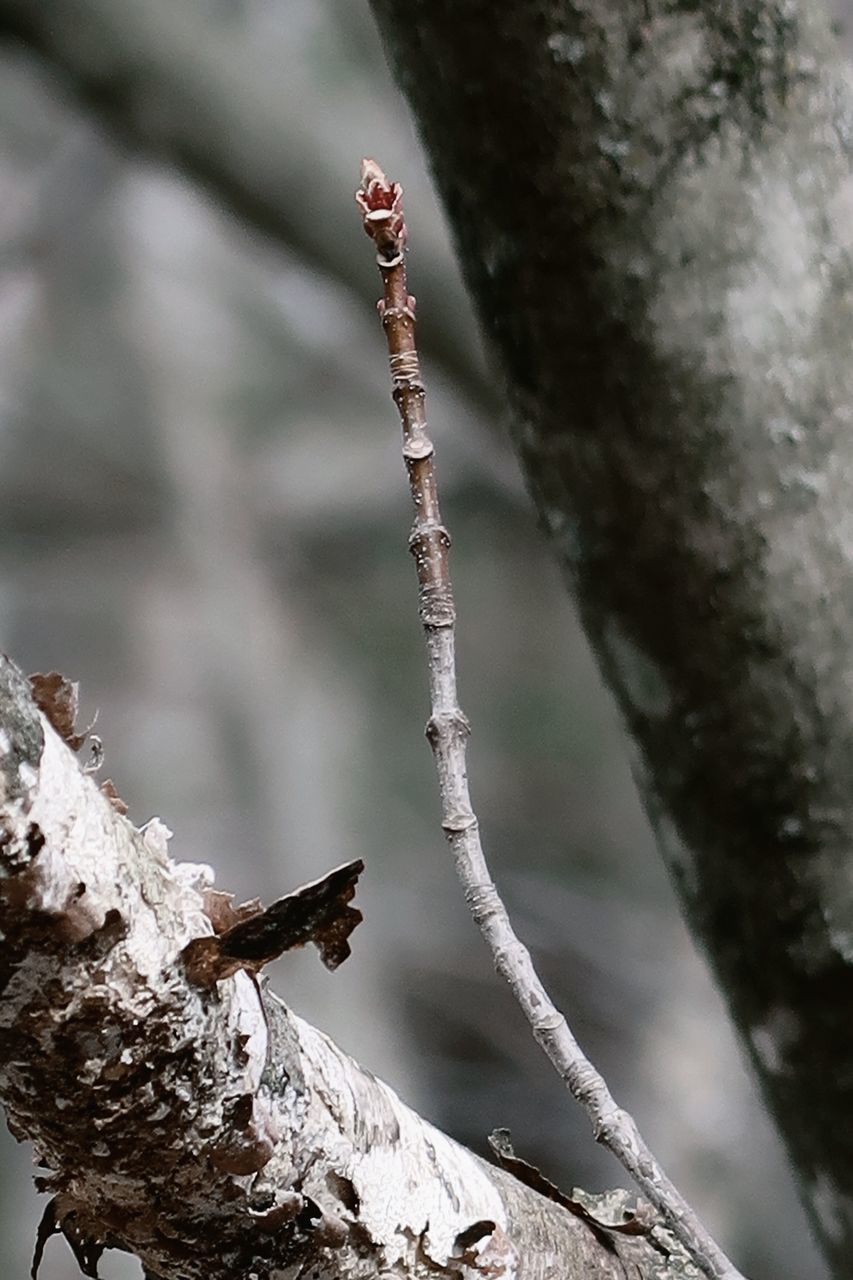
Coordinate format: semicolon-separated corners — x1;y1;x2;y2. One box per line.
355;158;407;263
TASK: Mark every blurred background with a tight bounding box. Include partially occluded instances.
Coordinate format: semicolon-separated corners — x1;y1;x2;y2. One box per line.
0;2;843;1276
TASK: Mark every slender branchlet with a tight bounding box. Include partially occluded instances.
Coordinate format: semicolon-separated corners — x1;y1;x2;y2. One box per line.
356;158;748;1280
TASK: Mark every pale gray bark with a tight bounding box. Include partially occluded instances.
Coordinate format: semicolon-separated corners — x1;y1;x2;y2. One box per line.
364;3;853;1278
0;656;687;1280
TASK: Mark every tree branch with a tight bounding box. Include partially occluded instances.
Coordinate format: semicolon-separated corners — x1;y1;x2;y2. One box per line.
356;157;746;1280
0;656;685;1280
365;3;853;1276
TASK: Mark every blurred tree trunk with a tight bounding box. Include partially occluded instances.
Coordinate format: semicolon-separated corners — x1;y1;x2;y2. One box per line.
0;0;490;411
365;3;853;1276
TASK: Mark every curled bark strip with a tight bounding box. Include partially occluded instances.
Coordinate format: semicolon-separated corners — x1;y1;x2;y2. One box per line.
29;672;88;753
99;778;129;816
202;888;265;934
182;859;364;987
453;1221;516;1277
32;1195;110;1280
488;1130;653;1241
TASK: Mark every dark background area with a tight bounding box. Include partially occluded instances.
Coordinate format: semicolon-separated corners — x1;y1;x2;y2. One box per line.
0;3;847;1276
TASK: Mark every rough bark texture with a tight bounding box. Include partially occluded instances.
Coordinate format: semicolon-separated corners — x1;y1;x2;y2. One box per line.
0;656;687;1280
364;2;853;1276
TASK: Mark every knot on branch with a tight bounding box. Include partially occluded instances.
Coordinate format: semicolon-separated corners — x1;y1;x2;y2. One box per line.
389;350;422;384
409;524;451;554
443;812;477;836
426;709;471;747
401;433;433;462
418;584;456;628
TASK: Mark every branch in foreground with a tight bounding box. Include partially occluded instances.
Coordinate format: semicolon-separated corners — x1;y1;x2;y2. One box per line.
356;158;747;1280
0;656;679;1279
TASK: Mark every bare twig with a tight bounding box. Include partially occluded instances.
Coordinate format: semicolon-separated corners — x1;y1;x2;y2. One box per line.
356;158;749;1280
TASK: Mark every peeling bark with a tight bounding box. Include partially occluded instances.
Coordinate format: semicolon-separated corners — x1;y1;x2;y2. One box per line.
0;656;683;1279
365;3;853;1276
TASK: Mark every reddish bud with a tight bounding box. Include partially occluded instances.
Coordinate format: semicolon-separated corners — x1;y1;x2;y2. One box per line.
356;157;407;264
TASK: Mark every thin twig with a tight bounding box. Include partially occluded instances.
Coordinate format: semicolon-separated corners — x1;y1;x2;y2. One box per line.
356;158;748;1280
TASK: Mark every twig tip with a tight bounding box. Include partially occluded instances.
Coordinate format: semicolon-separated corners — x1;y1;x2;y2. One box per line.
356;157;406;264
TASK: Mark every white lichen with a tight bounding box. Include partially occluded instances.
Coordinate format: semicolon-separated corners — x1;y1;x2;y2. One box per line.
809;1172;853;1245
748;1005;800;1073
546;32;585;66
601;620;672;719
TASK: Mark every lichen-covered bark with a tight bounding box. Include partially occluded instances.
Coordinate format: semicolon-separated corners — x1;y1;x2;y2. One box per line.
0;656;677;1279
366;2;853;1275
